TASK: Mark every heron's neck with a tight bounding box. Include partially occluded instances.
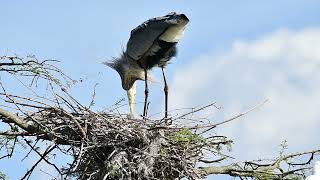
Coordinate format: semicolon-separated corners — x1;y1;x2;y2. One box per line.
127;83;136;117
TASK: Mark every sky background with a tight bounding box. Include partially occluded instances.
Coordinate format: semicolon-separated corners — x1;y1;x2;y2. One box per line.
1;1;320;179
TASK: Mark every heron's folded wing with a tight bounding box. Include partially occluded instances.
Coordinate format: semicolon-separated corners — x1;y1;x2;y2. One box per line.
126;15;179;60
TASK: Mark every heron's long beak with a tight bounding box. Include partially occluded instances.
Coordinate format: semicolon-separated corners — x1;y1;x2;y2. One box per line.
127;83;136;118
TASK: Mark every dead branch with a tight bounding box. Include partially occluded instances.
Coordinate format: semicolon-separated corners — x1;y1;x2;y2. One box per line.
198;150;320;179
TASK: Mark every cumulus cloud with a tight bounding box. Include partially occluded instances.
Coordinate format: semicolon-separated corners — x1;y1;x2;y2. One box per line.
170;27;320;159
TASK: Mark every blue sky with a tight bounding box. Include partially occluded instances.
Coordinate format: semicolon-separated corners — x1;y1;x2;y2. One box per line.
1;1;320;179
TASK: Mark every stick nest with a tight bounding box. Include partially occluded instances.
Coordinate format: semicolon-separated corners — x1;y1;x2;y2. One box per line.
28;107;230;180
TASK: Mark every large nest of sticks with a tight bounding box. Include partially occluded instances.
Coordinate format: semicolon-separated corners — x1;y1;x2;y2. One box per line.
2;55;318;180
28;105;231;180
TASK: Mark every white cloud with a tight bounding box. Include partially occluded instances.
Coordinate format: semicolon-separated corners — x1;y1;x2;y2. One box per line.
170;27;320;160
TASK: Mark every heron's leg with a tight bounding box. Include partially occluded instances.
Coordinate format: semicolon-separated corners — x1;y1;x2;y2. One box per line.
143;68;149;118
161;67;169;119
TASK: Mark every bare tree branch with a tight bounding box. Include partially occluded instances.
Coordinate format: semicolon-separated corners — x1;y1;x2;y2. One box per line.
0;107;37;132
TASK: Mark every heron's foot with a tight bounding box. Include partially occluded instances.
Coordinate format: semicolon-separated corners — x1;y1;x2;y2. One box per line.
162;117;172;125
141;114;148;122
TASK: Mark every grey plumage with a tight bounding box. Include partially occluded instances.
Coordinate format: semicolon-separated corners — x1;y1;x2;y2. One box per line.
103;53;144;90
127;13;187;61
104;12;189;117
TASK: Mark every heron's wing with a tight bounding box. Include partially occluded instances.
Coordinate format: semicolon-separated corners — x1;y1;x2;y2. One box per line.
126;13;179;60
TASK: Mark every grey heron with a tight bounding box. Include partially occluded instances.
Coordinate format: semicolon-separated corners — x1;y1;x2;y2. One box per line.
104;12;189;119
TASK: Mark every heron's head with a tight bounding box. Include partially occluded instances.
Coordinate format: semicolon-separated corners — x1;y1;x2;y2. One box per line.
103;55;143;91
104;54;142;118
